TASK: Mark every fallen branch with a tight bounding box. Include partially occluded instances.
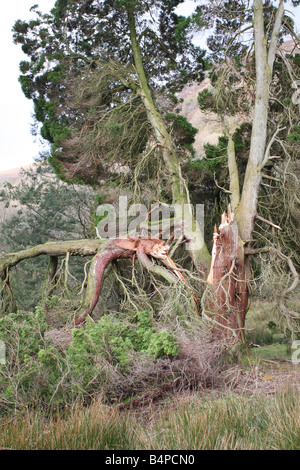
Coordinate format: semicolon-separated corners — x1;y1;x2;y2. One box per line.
118;377;181;410
0;239;104;274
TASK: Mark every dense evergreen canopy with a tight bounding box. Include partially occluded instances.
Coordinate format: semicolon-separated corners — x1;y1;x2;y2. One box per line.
13;0;206;185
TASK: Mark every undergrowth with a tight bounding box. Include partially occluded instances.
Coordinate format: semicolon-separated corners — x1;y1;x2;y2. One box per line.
0;308;182;413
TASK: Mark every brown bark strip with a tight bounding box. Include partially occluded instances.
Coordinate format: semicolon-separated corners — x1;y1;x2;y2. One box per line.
205;208;248;342
75;244;134;325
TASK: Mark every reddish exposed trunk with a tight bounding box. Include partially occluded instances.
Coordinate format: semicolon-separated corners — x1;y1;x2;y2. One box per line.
75;237;181;325
205;208;248;342
75;243;134;325
0;237;183;321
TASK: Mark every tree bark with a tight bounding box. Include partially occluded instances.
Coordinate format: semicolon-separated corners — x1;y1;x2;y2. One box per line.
236;0;284;241
0;239;104;274
0;273;17;315
0;237;183;322
76;237;183;325
127;6;211;275
205;208;248;342
42;255;58;301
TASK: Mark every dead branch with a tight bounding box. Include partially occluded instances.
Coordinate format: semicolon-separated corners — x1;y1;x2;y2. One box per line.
255;214;282;230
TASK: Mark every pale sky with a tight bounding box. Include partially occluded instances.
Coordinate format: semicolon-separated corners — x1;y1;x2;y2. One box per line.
0;0;56;171
0;1;299;172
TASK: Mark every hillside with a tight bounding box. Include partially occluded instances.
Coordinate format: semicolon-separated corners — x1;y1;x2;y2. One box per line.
177;77;222;157
0;164;33;186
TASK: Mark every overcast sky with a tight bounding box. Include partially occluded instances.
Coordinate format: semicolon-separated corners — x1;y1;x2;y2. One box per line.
0;1;299;172
0;1;56;171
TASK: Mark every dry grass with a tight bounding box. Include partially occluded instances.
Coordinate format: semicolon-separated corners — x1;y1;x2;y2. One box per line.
1;386;299;450
0;400;145;450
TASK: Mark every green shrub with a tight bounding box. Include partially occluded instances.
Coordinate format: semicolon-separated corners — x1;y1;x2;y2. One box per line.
0;307;50;410
0;309;179;413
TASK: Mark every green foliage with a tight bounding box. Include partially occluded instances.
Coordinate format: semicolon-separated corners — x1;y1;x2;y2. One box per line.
165;113;197;145
13;0;205;185
18;75;34;99
293;54;300;66
167;93;179;104
41;121;71;146
0;307;47;362
204;137;228;161
19;60;31;73
146;329;179;358
287;125;300;143
174;16;191;45
198;89;215;110
52;0;71;23
68;316;135;374
0;308;49;409
133;310;179;357
0;161;96;310
0;161;95;249
0;309;179;413
68;311;179;377
188;136;227;181
187;121;250;188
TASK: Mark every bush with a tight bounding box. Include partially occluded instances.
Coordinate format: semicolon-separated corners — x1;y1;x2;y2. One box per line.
0;307;50;411
0;309;179;414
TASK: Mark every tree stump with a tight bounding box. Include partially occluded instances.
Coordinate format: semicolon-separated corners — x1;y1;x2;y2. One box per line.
205;207;248;342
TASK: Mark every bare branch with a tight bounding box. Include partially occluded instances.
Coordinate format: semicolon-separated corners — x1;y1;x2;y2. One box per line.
255;214;282;230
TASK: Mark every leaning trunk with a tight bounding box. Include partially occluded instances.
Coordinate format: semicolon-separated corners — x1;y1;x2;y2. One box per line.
127;6;211;275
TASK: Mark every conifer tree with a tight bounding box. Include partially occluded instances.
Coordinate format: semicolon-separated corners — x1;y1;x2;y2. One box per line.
13;0;211;271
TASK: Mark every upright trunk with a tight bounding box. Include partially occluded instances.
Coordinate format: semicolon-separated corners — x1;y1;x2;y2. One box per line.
206;1;284;340
237;0;284;242
127;6;210;273
226;127;240;213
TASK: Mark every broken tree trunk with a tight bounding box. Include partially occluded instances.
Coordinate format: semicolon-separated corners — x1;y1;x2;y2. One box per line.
0;237;185;323
75;241;134;325
75;237;181;325
204;207;248;342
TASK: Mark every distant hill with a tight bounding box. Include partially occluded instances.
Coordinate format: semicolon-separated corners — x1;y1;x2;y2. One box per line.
177;77;222;158
0;164;34;187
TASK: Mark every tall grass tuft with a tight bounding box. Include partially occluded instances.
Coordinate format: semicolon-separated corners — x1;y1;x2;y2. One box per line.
0;390;299;450
149;389;300;450
0;399;146;450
